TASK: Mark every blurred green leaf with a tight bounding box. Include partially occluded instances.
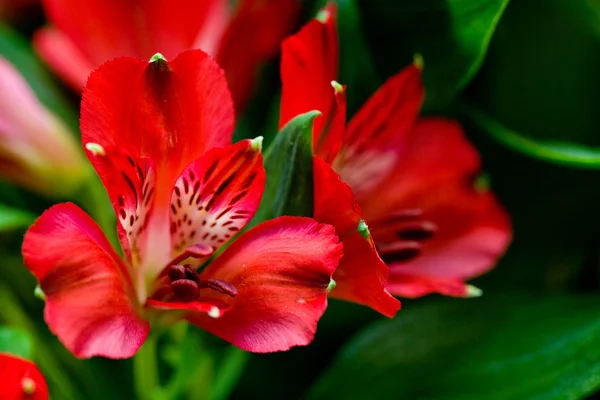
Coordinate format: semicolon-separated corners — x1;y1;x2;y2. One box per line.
0;204;35;232
462;102;600;168
334;0;382;113
249;111;318;226
0;23;78;130
359;0;509;109
309;292;600;400
0;326;33;359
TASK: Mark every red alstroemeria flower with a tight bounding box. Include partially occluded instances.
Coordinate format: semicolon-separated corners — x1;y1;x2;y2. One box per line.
34;0;299;110
0;352;48;400
22;50;342;359
280;5;511;300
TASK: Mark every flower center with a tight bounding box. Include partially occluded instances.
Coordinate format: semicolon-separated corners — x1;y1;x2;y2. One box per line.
372;209;437;264
166;264;237;302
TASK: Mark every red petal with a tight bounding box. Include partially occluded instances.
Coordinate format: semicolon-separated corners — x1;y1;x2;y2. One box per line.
313;157;399;317
170;139;265;258
336;64;424;200
81;50;234;274
218;0;300;111
22;203;149;359
280;4;346;162
0;353;48;400
33;27;95;91
361;119;511;297
385;275;472;298
38;0;219;85
188;217;342;352
146;299;230;317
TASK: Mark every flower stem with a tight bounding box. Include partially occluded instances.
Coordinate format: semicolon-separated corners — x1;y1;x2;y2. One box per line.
133;331;160;400
211;346;249;400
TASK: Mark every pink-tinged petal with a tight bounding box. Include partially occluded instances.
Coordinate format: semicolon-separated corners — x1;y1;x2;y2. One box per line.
22;203;149;359
33;27;96;91
361;119;511;297
313;157;399;317
280;4;346;162
218;0;300;112
81;50;234;278
170;139;265;257
0;353;48;400
38;0;218;87
0;57;86;195
188;217;342;353
385;275;472;298
335;64;424;200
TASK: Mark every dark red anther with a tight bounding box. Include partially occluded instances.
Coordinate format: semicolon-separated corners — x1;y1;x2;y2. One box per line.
171;279;199;302
167;243;214;267
379;242;421;264
397;221;437;241
199;279;238;297
183;265;201;284
167;264;186;282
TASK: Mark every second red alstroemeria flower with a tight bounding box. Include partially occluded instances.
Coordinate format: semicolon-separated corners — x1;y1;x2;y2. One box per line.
280;5;511;303
22;50;342;359
34;0;299;111
0;352;48;400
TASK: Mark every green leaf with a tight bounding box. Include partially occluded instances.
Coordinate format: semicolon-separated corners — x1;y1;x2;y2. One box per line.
249;111;318;226
0;204;35;232
309;292;600;400
0;326;33;359
334;0;382;113
0;23;78;130
462;102;600;168
359;0;510;109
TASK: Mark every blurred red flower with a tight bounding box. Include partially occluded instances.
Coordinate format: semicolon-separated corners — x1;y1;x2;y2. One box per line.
22;50;341;359
0;352;48;400
280;4;512;301
34;0;299;111
0;56;86;195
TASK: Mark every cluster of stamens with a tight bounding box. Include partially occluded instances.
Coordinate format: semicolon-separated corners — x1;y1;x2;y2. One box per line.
373;209;437;263
163;244;237;302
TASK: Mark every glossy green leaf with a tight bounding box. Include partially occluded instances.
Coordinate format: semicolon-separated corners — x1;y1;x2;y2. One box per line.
463;102;600;168
0;326;33;359
0;23;77;130
309;292;600;400
249;111;318;226
359;0;510;109
0;204;35;232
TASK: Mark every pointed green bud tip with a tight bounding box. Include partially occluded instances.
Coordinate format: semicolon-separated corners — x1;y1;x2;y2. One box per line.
149;53;167;63
327;278;337;293
474;173;490;193
357;219;371;241
331;80;344;94
21;378;36;395
250;136;263;152
466;284;483;298
34;285;46;302
315;9;331;24
413;53;424;70
85;142;105;156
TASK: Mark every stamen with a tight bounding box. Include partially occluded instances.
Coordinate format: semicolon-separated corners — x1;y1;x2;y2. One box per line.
170;279;199;302
198;279;238;298
397;221;437;240
167;243;213;268
379;242;421;264
21;377;36;395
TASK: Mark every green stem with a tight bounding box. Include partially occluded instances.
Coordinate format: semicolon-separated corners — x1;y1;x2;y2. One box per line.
133;331;160;400
211;347;250;400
